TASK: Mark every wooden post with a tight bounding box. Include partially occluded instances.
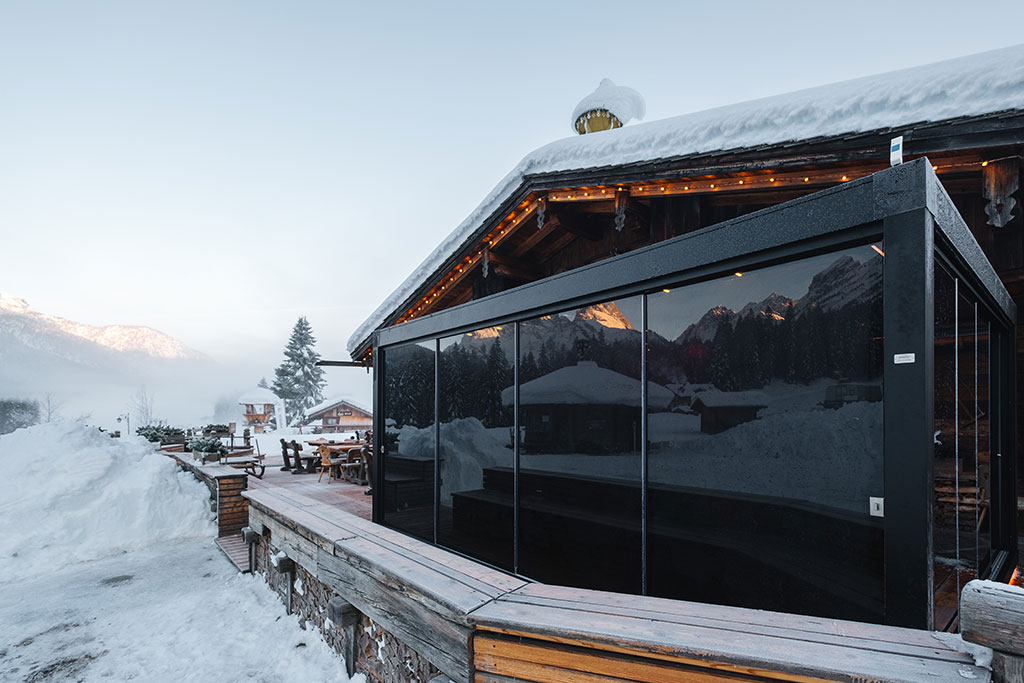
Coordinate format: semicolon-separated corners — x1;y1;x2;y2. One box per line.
960;580;1024;682
327;597;360;678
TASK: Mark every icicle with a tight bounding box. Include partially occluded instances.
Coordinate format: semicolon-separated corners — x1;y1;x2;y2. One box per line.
482;249;490;278
537;198;546;231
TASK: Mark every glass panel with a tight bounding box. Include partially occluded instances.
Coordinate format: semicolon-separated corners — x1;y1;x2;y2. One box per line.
976;314;992;573
381;340;436;542
933;264;997;631
933;262;959;629
646;245;885;622
517;297;643;593
437;326;514;571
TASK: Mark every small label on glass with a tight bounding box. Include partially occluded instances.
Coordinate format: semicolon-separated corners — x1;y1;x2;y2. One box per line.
893;353;915;364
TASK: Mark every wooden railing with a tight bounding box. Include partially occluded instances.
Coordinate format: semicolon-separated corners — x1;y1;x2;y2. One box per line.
243;486;1005;683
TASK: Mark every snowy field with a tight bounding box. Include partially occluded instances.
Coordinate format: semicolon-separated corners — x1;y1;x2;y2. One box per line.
0;423;358;683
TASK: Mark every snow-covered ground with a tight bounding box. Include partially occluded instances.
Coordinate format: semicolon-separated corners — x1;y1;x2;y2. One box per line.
0;422;358;683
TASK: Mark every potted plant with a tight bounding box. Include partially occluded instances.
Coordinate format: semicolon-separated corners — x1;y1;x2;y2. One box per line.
187;436;227;463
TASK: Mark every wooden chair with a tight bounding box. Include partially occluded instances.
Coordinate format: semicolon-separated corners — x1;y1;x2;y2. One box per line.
317;446;339;483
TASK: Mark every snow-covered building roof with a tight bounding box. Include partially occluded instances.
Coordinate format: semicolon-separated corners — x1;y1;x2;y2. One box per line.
238;387;278;405
349;45;1024;359
691;391;768;409
306;397;371;420
501;361;674;410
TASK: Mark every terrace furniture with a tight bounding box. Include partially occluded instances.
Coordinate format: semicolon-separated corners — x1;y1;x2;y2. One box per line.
279;438;296;471
222;451;266;479
362;444;374;496
289;441;317;474
317;446;344;483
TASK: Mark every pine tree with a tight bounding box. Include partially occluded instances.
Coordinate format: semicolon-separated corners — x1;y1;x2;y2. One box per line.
271;317;326;426
257;377;270;389
519;350;540;383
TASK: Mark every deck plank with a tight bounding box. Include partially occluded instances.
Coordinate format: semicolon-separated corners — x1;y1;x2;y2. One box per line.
504;584;960;654
470;599;988;683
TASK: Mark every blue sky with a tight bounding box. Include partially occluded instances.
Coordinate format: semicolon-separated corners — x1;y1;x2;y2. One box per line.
2;0;1022;401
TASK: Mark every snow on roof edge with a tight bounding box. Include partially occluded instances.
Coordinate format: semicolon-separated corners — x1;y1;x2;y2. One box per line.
348;44;1024;357
307;396;372;418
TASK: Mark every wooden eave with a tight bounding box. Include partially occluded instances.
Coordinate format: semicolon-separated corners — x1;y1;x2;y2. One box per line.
350;111;1024;361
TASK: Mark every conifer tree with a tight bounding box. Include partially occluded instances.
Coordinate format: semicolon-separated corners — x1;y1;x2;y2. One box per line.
271;317;326;426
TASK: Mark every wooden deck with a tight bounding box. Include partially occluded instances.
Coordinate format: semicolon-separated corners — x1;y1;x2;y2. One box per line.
246;451;372;520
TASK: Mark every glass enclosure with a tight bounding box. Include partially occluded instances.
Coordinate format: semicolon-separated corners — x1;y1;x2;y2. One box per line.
375;171;1016;630
379;243;891;621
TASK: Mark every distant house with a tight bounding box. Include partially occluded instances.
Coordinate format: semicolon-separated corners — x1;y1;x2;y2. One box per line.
691;391;767;434
501;361;674;453
237;387;279;433
306;398;372;434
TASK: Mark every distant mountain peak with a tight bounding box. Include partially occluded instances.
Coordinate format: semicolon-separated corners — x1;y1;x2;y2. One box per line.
0;292;31;312
0;293;205;361
574;302;635;330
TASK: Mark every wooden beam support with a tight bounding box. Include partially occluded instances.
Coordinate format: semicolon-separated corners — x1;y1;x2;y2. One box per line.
488;252;543;281
512;214;562;258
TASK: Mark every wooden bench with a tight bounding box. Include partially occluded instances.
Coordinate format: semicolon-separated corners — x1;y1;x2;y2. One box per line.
222;452;265;479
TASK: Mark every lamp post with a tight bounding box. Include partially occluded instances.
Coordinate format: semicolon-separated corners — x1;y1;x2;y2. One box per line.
117;413;130;438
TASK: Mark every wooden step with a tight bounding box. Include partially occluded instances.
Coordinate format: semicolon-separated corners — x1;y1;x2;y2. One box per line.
215;534;250;573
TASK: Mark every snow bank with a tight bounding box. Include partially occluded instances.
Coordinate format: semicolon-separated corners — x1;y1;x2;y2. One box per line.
0;542;362;682
0;422;214;581
348;44;1024;356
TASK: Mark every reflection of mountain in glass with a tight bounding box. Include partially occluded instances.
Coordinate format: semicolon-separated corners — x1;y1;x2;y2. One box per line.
654;254;884;389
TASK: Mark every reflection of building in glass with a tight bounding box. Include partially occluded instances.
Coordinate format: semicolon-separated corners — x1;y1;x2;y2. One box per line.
690;391;767;434
503;361;673;453
356;49;1023;632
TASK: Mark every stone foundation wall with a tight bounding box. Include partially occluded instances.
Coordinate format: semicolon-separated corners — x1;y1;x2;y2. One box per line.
254;530;444;683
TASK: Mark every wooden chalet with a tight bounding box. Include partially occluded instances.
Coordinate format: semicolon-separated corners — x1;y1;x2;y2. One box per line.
306;398;372;434
348;47;1024;634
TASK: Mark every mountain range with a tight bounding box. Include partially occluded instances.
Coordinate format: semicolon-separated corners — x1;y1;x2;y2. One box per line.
0;292;223;424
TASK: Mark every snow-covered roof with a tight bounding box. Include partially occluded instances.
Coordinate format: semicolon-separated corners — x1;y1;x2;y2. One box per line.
571;78;646;131
306;396;371;419
237;387;278;405
501;361;674;409
349;45;1024;357
692;391;768;409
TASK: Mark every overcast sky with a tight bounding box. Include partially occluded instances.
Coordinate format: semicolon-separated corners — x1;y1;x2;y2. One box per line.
3;1;1022;401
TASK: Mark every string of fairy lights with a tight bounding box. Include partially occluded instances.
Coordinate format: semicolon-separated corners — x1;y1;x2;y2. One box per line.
358;152;1020;362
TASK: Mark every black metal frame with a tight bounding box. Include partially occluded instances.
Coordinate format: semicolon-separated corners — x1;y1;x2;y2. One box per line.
372;159;1017;629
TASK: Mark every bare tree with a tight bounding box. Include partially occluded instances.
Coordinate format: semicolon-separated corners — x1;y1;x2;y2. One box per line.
41;393;63;422
130;386;156;426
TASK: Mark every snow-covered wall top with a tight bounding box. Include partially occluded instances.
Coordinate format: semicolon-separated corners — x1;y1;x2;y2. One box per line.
349;44;1024;356
571;78;646;130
